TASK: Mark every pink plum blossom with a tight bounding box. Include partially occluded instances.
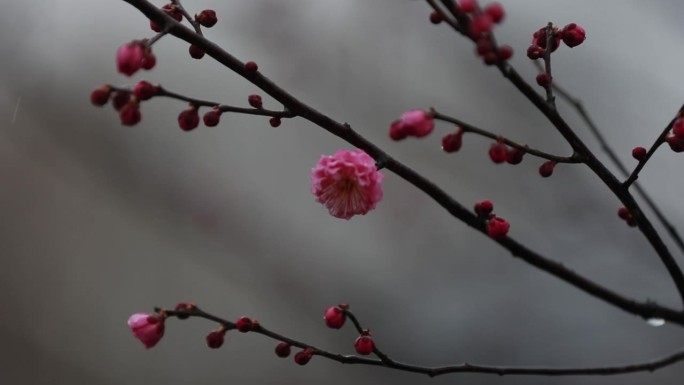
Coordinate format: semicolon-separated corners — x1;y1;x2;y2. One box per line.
127;312;165;348
311;149;383;220
389;110;434;140
116;42;144;77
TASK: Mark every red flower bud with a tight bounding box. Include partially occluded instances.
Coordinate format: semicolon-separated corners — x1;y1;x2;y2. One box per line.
245;61;259;74
474;200;494;217
116;42;144;77
531;27;560;52
142;49;156;70
294;349;313;365
526;45;544;60
489;141;508;164
174;303;195;319
666;134;684;153
275;342;291;358
90;85;111;106
206;330;225;349
536;73;552;87
617;207;631;220
672;118;684;138
486;216;510;239
323;306;346;329
269;117;281;127
178;106;199;131
354;332;375;356
203;109;221;127
112;91;130;111
442;130;464;153
631;146;646;161
469;14;493;38
458;0;476;13
497;45;513;60
506;146;526;165
189;45;205;59
133;81;158;101
119;101;141;126
236;316;253;332
539;161;556;177
429;11;442;24
196;10;218;28
248;94;263;109
561;23;586;48
484;3;505;24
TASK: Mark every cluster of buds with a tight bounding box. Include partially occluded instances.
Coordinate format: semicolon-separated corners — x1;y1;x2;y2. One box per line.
149;3;182;32
665;116;684;152
90;81;160;126
488;137;527;165
617;207;637;227
456;1;513;65
474;200;510;239
527;23;586;88
116;41;156;77
527;23;586;60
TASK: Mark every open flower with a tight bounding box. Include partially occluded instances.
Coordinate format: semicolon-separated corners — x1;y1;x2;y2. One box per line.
311;149;383;220
128;313;165;348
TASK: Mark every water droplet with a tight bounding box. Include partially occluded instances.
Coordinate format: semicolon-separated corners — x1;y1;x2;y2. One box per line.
646;318;665;327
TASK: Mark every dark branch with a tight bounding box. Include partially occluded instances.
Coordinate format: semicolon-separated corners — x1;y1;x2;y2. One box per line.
121;0;684;324
433;110;581;163
542;65;684;255
157;305;684;377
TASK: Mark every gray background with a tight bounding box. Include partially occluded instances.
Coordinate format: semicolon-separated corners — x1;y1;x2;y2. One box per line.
1;1;684;384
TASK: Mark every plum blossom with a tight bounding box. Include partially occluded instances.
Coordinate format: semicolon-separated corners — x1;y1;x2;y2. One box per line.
311;149;383;220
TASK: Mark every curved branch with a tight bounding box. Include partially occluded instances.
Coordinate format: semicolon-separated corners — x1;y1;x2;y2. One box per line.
121;0;684;325
433;110;581;163
111;85;294;118
157;305;684;377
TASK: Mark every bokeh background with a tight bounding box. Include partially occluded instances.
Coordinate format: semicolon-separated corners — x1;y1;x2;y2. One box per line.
2;1;684;384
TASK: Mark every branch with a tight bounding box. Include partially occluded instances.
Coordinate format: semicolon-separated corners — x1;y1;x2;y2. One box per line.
111;85;294;118
120;0;684;324
542;64;684;255
155;305;684;377
488;28;684;307
432;110;581;163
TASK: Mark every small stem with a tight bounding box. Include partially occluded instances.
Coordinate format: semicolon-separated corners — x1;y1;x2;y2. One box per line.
542;23;555;106
433;110;581;163
146;31;167;47
425;0;463;34
624;114;680;188
171;0;202;35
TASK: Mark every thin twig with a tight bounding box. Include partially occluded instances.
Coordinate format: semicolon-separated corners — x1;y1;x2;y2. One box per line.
170;0;202;35
624;116;679;188
541;23;556;105
433;110;581;163
425;0;462;34
110;85;294;118
155;305;684;377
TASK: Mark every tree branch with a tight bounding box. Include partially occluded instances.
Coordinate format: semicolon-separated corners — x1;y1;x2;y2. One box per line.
156;305;684;377
120;0;684;324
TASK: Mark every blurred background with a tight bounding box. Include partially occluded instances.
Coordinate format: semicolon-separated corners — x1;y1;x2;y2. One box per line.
1;1;684;384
